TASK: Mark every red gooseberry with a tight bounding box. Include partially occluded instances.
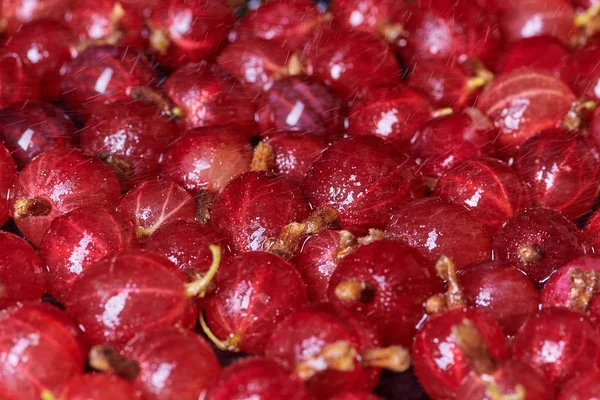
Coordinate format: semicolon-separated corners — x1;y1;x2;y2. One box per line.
0;52;40;108
46;374;138;400
499;35;570;75
561;41;600;101
329;393;381;400
330;0;404;42
0;0;73;33
585;207;600;252
0;142;17;226
264;132;325;184
557;372;600;400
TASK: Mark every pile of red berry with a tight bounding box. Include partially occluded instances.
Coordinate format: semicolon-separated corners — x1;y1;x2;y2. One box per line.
4;0;600;399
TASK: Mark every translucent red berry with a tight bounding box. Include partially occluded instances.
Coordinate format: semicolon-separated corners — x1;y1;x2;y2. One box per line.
0;52;40;108
585;208;600;252
561;42;600;101
265;132;325;184
0;0;72;33
499;35;570;74
558;372;600;400
329;392;381;400
330;0;404;40
56;374;138;400
0;142;17;225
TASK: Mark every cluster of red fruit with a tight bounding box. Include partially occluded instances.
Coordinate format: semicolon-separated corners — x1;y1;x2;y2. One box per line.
4;0;600;399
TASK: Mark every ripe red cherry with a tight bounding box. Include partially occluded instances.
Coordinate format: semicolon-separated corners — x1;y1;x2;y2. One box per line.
147;0;236;70
211;171;309;252
256;76;342;140
328;239;443;347
514;129;600;220
513;308;600;388
386;197;492;268
0;231;45;309
143;220;230;277
412;308;509;400
206;357;313;400
409;109;497;182
202;251;308;354
434;158;530;231
217;38;302;94
304;136;423;235
499;35;570;74
160;127;252;194
0;101;76;168
39;206;139;303
0;0;72;33
585;208;600;252
303;29;401;100
52;374;138;400
117;180;196;239
0;143;16;225
11;148;121;248
561;42;600;101
492;208;585;286
264;132;325;184
61;46;158;117
80;102;179;190
477;68;577;156
67;247;221;348
459;261;539;336
266;304;410;399
163;63;256;133
499;0;575;45
346;84;434;147
3;21;75;100
558;372;600;400
0;303;85;400
235;0;326;49
329;393;381;400
0;52;40;108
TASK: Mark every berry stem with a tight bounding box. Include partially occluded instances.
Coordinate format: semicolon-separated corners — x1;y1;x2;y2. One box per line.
332;230;358;262
185;245;221;297
98;152;134;180
13;197;52;218
360;346;411;372
199;312;241;352
357;229;386;245
251;142;276;172
483;378;526;400
296;341;357;381
130;86;182;119
467;76;488;91
150;28;170;55
569;268;600;313
425;256;466;313
518;244;542;265
375;19;404;43
334;280;376;304
451;321;497;376
195;189;215;225
88;345;141;380
575;3;600;27
431;108;454;118
40;390;57;400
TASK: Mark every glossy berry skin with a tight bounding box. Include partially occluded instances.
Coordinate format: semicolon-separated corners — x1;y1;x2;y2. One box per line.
303;29;401;100
143;220;230;276
0;0;72;33
513;308;600;388
499;35;569;75
492;208;585;286
81;102;179;191
266;304;382;399
204;251;308;354
459;261;539;336
558;372;600;400
412;308;509;400
329;393;381;400
59;374;138;400
0;101;76;169
0;143;16;226
256;76;342;140
163;63;256;133
585;209;600;252
61;46;157;116
0;52;40;108
160;127;252;193
12;148;121;248
346;84;432;147
456;360;554;400
117;180;196;239
3;20;75;100
330;0;403;38
304;136;422;235
515;130;600;220
122;327;220;400
328;240;443;347
410;109;497;180
206;357;313;400
148;0;236;70
499;0;575;45
0;303;85;400
434;158;530;231
66;249;194;348
39;207;139;303
211;171;309;253
561;43;600;101
0;231;45;309
386;197;492;269
266;132;325;184
477;68;576;156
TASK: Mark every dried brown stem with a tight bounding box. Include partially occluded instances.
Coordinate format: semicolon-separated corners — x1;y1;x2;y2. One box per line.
425;256;465;314
332;230;358;262
569;268;600;313
98;152;134;180
251;141;276;172
196;189;215;225
296;341;357;381
518;244;543;265
130;86;182;119
13;197;52;218
562;100;596;130
89;345;141;380
334;280;377;304
360;346;411;372
451;321;497;376
357;229;386;245
483;376;526;400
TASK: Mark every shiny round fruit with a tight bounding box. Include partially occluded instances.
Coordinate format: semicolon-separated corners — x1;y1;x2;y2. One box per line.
0;143;16;225
0;101;76;169
203;251;308;354
117;180;196;239
386;197;492;268
561;42;600;101
434;158;530;231
0;0;73;33
160;127;252;193
585;208;600;252
513;308;600;388
39;206;139;303
500;35;570;74
492;208;586;286
328;239;442;347
11;148;121;247
211;171;309;252
304;136;423;235
56;374;138;400
0;231;45;309
558;372;600;400
330;0;404;40
265;132;325;184
0;52;40;108
477;68;576;155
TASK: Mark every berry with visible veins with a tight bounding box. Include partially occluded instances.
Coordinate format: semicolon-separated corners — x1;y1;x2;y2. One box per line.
265;132;325;184
0;52;40;108
50;374;138;400
499;35;570;74
0;143;16;226
558;372;600;400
